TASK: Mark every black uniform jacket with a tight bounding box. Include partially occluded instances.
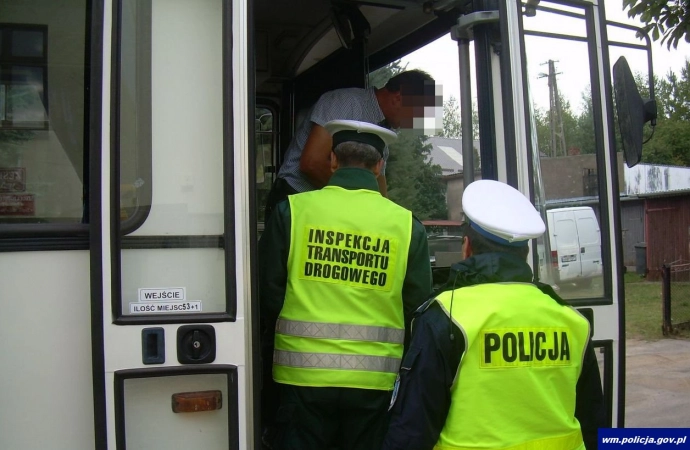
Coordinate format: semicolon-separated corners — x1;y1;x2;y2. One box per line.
381;252;606;450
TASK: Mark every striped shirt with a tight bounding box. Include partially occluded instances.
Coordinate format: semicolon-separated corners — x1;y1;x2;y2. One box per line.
278;87;389;193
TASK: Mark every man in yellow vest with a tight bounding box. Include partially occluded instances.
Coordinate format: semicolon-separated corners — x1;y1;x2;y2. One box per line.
382;180;605;450
259;120;433;450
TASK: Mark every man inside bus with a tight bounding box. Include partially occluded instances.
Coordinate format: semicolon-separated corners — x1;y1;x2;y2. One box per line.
259;120;433;450
264;69;438;219
381;180;605;450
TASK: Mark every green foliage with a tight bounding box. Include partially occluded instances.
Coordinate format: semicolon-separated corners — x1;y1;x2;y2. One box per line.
386;129;447;220
438;95;480;169
439;96;461;138
368;60;407;88
640;60;690;166
625;275;690;340
572;88;596;154
438;95;479;141
532;59;690;167
624;0;690;50
532;92;595;157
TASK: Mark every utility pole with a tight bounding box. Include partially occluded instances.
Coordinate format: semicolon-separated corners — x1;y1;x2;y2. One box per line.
538;60;567;157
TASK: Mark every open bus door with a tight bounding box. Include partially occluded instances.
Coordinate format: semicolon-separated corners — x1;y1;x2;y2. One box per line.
421;0;630;427
494;0;655;428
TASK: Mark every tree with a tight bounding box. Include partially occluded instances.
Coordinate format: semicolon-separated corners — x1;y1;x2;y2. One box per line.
639;60;690;165
439;96;461;138
368;60;407;88
386;129;447;220
438;95;480;140
623;0;690;49
569;87;595;155
532;93;585;157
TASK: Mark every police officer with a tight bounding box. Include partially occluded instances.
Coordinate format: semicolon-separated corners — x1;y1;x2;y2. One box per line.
382;180;605;450
259;120;433;450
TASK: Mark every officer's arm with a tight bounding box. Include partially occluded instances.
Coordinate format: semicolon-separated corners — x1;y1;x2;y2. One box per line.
299;123;333;188
575;341;606;450
402;219;433;322
258;200;291;329
382;305;462;450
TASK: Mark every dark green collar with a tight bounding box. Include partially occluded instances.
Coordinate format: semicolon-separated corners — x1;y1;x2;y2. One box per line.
328;167;380;192
434;252;534;295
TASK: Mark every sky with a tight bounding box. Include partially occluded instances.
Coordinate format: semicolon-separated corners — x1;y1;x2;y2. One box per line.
400;0;689;115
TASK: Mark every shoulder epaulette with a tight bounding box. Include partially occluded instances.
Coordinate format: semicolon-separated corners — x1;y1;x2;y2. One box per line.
414;297;437;316
532;280;568;305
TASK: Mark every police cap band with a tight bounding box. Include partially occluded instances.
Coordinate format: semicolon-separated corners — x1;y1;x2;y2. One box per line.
324;120;398;154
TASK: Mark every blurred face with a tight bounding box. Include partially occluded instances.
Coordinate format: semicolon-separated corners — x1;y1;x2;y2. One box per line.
387;91;442;132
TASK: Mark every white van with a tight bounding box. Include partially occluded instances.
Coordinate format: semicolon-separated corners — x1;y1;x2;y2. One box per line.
539;207;603;286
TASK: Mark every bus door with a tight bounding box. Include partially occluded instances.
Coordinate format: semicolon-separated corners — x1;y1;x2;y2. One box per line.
101;0;250;448
503;0;654;427
510;0;625;427
454;0;654;428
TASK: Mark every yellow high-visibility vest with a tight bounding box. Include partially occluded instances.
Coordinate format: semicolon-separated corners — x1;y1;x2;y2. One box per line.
273;185;412;390
434;282;590;450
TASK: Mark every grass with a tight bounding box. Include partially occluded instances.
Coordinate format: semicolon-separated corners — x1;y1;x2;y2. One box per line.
624;272;690;340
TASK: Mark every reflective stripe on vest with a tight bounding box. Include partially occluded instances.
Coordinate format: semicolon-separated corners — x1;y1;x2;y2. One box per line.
274;186;412;390
276;318;405;344
274;349;401;373
434;283;589;450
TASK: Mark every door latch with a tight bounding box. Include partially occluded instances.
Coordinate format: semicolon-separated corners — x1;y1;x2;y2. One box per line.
176;325;216;364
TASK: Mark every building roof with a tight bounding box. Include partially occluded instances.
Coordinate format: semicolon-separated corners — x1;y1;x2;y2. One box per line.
624;163;690;195
424;136;480;175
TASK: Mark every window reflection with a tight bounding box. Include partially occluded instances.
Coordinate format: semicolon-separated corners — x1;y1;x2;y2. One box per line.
0;11;86;224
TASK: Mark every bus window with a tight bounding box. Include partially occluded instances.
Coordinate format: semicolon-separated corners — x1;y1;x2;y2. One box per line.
114;0;230;319
0;12;87;225
119;0;152;230
523;1;606;299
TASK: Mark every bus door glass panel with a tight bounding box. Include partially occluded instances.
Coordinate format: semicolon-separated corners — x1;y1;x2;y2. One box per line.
522;1;604;298
0;5;87;225
118;0;227;317
605;22;652;272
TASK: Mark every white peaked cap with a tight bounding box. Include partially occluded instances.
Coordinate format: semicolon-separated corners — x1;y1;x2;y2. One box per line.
324;120;398;153
462;179;546;246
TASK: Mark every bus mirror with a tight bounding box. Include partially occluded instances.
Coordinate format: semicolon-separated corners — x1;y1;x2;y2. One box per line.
612;56;657;168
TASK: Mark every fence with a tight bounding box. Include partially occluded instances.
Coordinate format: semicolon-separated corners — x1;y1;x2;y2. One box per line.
661;262;690;335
